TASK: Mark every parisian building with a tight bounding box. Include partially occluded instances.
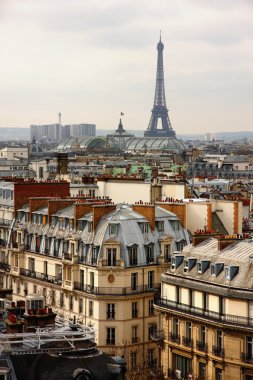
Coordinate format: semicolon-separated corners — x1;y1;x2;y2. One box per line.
0;180;190;378
154;233;253;380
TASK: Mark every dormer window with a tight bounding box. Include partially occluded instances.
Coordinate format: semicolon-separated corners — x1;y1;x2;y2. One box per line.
171;257;176;270
184;260;189;272
197;262;202;273
59;219;65;229
224;265;239;280
87;222;92;233
211;264;215;275
109;224;118;236
171;220;180;231
225;267;230;279
157;221;164;232
140;223;149;234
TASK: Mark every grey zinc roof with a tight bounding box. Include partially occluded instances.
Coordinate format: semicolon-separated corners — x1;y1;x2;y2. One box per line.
53;205;75;218
172;237;253;289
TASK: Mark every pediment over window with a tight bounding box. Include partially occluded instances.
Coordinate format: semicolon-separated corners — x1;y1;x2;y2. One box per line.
103;238;120;245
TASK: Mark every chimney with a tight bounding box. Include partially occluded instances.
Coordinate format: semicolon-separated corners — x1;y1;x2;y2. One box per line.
132;204;155;231
93;204;117;230
57;153;68;175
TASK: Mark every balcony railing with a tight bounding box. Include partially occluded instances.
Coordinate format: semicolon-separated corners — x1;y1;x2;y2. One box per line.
150;329;165;342
20;268;62;285
241;352;253;363
0;218;12;227
0;262;10;272
63;253;72;261
182;336;193;348
196;340;207;352
101;260;121;267
74;282;160;295
155;298;253;328
212;345;224;358
0;239;7;247
169;332;180;344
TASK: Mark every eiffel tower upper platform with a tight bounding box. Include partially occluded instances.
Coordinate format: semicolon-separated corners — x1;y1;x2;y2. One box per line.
144;36;176;138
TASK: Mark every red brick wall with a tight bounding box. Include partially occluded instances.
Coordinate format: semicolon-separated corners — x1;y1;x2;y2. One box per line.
132;204;156;231
93;204;117;230
14;182;70;215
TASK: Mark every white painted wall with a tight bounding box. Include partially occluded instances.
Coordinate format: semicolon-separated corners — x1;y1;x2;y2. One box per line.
97;180;151;204
161;183;186;200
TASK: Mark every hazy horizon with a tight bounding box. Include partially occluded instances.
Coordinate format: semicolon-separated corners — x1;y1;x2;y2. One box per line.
0;0;252;134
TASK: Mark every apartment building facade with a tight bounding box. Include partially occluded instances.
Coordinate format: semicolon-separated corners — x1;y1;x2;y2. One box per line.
154;235;253;380
0;190;190;378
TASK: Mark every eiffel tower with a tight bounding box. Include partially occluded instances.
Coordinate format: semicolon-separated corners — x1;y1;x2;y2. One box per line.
144;35;176;138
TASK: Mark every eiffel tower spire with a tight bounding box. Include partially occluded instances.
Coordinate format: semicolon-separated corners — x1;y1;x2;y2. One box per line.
144;35;176;137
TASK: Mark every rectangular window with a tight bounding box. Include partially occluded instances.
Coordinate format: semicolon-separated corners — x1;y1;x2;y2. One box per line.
107;303;115;319
217;330;222;349
157;221;164;232
171;220;180;231
197;262;202;273
129;247;138;265
69;295;73;311
164;244;171;262
148;271;154;289
199;362;206;380
185;321;192;339
149;299;154;316
79;298;83;313
106;327;115;345
200;326;206;343
89;300;93;317
107;248;116;266
146;245;154;264
91;247;97;265
148;324;156;340
29;257;35;272
131;352;137;369
109;224;118;235
173;318;179;335
148;348;155;365
246;336;253;356
132;302;138;318
215;368;222;380
225;267;230;279
132;325;138;343
131;273;138;291
140;223;149;233
60;293;64;308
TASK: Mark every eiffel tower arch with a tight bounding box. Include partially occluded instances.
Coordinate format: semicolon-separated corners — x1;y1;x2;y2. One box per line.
145;36;176;138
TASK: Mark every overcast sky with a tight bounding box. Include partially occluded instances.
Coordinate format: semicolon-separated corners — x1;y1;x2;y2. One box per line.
0;0;252;134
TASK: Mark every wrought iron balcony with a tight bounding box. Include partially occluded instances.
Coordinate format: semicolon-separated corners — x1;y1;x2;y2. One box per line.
155;298;253;328
0;239;7;247
241;352;253;363
169;332;180;344
101;260;121;267
196;340;207;352
63;253;72;261
150;329;165;342
0;218;12;227
0;262;10;272
74;282;160;296
20;268;62;285
182;336;193;348
212;345;224;358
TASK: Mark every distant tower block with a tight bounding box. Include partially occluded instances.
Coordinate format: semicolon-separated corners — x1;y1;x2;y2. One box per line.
144;35;176;138
58;113;62;126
